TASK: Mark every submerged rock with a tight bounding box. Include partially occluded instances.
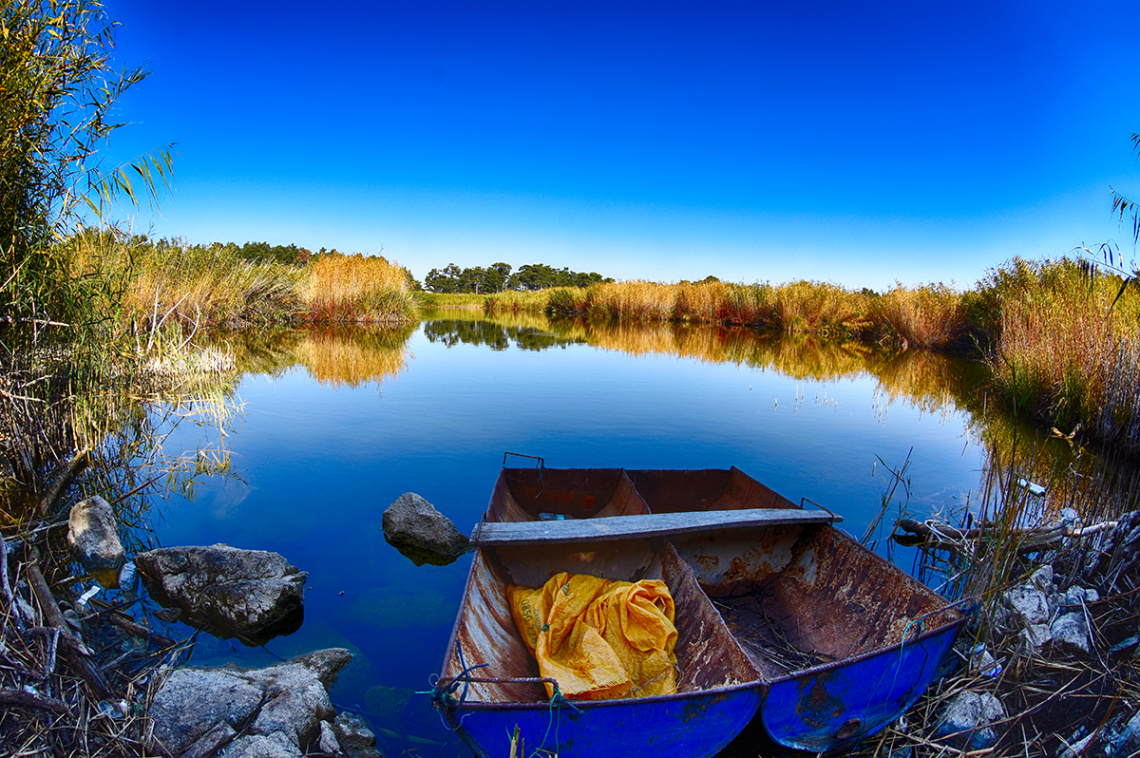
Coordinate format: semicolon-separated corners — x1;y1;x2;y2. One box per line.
334;712;384;758
68;496;125;588
382;493;469;566
148;648;355;758
135;544;306;642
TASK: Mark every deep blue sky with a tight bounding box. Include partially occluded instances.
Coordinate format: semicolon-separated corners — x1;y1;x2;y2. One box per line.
104;1;1140;289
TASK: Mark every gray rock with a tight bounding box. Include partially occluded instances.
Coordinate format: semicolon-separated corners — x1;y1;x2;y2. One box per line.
318;721;340;754
1062;585;1095;608
68;496;125;586
149;649;351;758
183;722;237;758
934;690;1006;750
1005;583;1052;626
1023;623;1052;650
136;544;306;639
333;712;384;758
1030;565;1054;592
243;650;351;748
222;732;302;758
1051;611;1092;655
382;493;470;566
150;669;266;755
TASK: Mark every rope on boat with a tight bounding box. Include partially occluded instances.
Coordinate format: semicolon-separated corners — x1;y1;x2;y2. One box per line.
424;648;488;730
427;647;585;758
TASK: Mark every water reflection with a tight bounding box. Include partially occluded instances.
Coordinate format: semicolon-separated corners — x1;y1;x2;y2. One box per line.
135;308;1140;758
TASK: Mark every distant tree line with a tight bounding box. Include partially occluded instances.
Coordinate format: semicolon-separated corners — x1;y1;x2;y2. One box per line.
421;262;612;293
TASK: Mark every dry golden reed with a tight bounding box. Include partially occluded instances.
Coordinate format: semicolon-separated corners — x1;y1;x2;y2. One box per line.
300;253;416;323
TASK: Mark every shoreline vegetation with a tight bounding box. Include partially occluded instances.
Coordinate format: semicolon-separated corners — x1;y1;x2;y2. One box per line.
74;229;1139;462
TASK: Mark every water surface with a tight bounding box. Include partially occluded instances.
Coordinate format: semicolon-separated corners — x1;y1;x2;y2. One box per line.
146;311;1076;755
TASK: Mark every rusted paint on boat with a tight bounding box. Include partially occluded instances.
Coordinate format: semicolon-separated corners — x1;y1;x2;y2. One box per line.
437;537;765;757
445;466;965;754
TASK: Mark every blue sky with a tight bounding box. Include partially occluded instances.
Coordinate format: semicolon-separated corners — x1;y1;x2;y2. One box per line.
105;1;1140;290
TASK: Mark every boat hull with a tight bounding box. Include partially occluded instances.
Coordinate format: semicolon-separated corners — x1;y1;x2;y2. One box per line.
444;685;764;758
761;622;960;750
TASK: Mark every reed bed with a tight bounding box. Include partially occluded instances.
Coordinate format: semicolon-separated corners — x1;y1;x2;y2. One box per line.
417;292;489;309
875;283;969;349
487;288;568;313
299;254;416;323
986;258;1140;459
107;239;301;329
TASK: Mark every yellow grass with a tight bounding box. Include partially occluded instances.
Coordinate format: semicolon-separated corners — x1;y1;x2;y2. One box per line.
299;253;416;323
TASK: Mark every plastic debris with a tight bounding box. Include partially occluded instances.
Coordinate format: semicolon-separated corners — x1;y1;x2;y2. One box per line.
970;643;1003;678
76;584;101;607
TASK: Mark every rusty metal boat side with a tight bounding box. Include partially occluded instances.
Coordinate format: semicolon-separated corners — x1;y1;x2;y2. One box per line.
669;523;965;751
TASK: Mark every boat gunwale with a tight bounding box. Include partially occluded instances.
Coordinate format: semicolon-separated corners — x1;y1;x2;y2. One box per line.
434;674;767;711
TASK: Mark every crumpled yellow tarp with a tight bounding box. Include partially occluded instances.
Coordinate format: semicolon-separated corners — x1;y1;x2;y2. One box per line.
507;572;678;701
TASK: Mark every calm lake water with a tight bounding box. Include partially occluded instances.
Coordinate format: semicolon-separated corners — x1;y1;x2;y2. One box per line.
144;310;1080;755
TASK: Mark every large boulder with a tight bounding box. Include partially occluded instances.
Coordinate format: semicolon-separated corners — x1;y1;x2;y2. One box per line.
68;496;125;587
382;493;469;566
135;544;305;642
149;648;354;758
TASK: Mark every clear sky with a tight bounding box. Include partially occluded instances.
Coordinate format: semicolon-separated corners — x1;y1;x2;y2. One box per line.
103;0;1140;290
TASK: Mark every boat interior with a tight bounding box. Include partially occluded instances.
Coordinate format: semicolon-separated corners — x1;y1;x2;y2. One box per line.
669;523;963;679
454;467;962;698
440;537;760;704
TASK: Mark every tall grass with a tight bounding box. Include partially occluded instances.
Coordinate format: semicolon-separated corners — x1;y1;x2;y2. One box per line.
116;238;301;329
68;234;418;330
984;257;1140;457
488;288;569;313
299;253;416;323
875;283;968;349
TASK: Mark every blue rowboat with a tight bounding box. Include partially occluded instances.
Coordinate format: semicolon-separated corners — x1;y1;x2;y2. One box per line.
435;467;964;756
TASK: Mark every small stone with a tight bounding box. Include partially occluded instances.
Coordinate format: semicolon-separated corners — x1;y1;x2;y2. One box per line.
1030;565;1054;591
934;690;1006;750
318;721;340;754
333;712;383;758
1051;612;1092;655
1023;623;1052;649
1063;586;1090;608
68;496;125;587
1005;583;1051;626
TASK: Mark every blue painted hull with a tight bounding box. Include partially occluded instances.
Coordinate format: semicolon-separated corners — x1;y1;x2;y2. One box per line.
761;621;962;751
443;684;765;758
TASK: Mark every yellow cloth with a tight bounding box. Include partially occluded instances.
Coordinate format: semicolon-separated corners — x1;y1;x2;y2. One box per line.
508;572;678;701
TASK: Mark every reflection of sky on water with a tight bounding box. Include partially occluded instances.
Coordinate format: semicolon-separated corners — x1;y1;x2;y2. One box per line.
149;320;990;756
